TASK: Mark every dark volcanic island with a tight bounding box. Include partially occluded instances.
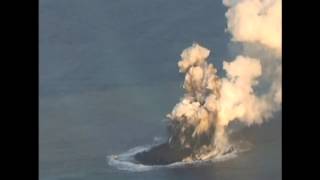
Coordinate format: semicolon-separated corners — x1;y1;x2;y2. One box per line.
134;143;192;165
134;122;216;165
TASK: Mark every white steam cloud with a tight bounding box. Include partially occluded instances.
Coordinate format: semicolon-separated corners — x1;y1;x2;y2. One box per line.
224;0;282;56
165;0;282;160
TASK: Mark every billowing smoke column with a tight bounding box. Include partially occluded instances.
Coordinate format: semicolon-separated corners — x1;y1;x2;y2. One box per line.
223;0;282;115
165;0;281;160
224;0;282;56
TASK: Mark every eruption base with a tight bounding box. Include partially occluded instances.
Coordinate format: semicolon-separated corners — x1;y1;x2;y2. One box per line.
134;142;235;165
134;142;192;165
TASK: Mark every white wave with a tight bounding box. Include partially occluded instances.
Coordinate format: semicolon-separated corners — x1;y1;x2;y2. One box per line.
107;145;156;172
108;155;155;172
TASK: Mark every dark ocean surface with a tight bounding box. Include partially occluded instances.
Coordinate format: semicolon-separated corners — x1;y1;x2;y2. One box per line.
39;0;281;179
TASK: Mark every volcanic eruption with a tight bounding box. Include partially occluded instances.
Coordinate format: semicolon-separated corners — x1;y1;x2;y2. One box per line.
135;43;272;165
111;0;282;168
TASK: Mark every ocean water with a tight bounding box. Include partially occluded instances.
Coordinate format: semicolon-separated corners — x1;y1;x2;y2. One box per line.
39;0;282;179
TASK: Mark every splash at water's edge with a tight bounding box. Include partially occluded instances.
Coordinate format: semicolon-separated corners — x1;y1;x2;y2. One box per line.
107;137;251;172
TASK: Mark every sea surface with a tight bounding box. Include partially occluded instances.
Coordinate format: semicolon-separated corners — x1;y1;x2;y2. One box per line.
39;0;282;179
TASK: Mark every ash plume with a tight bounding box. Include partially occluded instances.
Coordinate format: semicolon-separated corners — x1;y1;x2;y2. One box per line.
165;0;282;160
224;0;282;56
